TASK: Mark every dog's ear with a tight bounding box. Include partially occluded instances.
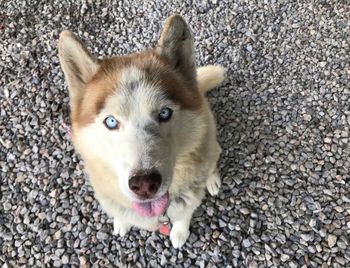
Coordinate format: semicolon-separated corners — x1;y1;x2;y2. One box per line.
58;31;98;112
156;15;196;87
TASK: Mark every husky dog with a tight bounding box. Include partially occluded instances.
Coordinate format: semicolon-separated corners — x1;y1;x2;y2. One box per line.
58;15;225;248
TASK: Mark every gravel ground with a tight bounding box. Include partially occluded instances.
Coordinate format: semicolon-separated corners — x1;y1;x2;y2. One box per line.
1;1;350;267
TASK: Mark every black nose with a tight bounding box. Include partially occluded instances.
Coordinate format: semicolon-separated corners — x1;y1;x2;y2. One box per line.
129;171;162;199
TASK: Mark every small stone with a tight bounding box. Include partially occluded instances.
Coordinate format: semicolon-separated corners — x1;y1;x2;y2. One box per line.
301;233;313;242
240;208;250;215
62;255;69;264
289;261;298;268
324;137;332;144
291;164;298;170
70;215;80;224
16;224;25;234
160;255;167;266
276;234;286;244
248;260;258;268
218;219;227;228
337;240;347;249
262;204;268;210
309;218;316;228
212;230;220;239
335;257;346;265
79;256;88;266
303;114;312;121
316;244;322;252
96;231;109;241
188;233;197;244
281;254;290;262
318;61;327;67
305;162;314;169
327;234;337;248
4;88;9;98
242;239;251;248
334;206;344;213
4;202;12;211
53;260;61;267
308;246;316;253
53;230;62;240
269;167;277;174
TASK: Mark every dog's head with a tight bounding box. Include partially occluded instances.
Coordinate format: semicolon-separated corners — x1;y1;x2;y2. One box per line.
58;15;205;217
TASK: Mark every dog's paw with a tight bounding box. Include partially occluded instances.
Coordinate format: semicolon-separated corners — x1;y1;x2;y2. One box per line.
170;223;190;248
206;171;221;196
113;217;130;237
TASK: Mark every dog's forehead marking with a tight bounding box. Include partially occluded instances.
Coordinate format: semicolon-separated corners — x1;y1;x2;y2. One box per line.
119;66;143;90
104;66;168;119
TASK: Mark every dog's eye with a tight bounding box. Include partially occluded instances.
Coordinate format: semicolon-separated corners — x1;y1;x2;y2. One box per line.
158;107;173;122
104;115;119;130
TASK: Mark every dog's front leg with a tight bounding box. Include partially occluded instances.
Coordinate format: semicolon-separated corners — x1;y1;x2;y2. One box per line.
169;215;192;248
97;196;131;236
113;217;131;237
167;193;203;248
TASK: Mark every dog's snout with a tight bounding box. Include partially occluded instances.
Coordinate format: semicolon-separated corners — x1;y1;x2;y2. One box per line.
129;171;162;199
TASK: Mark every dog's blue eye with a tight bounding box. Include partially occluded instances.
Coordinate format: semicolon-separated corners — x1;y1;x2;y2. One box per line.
158;107;173;122
104;116;119;130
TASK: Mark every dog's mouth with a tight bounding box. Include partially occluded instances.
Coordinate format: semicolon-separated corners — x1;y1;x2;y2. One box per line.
132;192;169;217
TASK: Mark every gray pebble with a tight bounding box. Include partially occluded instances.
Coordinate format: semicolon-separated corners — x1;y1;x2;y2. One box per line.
242;239;251;248
96;231;109;241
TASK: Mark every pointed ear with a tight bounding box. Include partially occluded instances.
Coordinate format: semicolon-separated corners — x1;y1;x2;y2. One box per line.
156;15;196;87
58;31;98;112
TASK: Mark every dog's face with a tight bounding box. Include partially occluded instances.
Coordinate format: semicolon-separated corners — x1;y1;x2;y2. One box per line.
59;15;205;217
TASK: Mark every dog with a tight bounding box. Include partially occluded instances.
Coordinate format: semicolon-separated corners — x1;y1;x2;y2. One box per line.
58;14;225;248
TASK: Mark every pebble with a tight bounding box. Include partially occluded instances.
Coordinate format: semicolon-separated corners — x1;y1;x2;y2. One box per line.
212;230;220;239
240;208;250;215
290;261;299;268
334;206;344;213
248;260;258;268
327;234;337;248
301;233;314;242
242;239;251;248
62;255;69;264
53;230;62;240
281;254;290;262
53;260;62;267
96;231;109;241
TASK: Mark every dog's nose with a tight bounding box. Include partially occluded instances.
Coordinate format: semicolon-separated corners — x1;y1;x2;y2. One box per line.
129;171;162;199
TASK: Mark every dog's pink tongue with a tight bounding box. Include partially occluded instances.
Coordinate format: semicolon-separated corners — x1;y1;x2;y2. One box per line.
132;192;169;217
